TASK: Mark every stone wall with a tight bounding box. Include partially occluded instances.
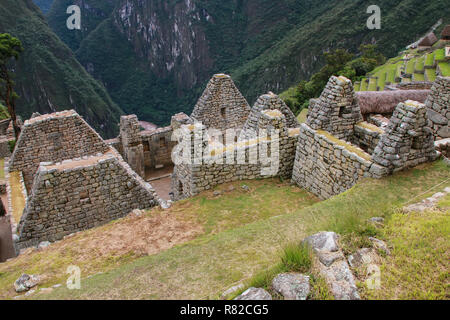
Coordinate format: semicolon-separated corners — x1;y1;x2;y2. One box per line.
240;92;299;140
291;123;387;200
119;115;145;177
172;110;299;200
191;74;251;131
9;110;110;192
352;122;384;155
372;100;439;172
0;137;11;158
141;126;175;171
16;151;160;249
307;76;363;141
386;81;434;91
425;76;449;140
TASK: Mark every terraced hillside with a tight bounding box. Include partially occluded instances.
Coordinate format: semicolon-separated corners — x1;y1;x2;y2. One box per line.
354;44;450;91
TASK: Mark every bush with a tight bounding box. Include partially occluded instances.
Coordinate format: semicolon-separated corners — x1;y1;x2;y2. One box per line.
280;242;312;273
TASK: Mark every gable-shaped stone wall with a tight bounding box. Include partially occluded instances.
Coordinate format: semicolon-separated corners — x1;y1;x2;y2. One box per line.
191;74;251;131
240;92;299;140
16;151;160;249
9;110;110;192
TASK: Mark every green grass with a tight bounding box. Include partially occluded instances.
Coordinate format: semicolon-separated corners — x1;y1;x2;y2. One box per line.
354;82;361;91
0;158;4;179
415;56;425;72
362;209;449;300
368;78;378;91
297;108;308;124
425;52;436;67
434;48;445;61
425;68;437;81
413;73;425;81
360;78;368;91
15;160;447;300
438;61;450;77
406;58;416;74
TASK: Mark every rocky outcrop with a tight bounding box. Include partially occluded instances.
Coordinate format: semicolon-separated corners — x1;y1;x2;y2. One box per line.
304;232;360;300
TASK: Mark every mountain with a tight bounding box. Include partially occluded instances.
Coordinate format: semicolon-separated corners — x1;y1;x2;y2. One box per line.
42;1;450;127
32;0;54;14
0;0;123;138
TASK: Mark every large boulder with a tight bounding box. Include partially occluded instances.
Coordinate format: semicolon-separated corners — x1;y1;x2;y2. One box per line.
303;231;339;252
272;273;310;300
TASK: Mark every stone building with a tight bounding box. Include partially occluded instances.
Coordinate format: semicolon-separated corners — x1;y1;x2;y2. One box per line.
425;76;449;140
191;74;251;132
6;110;161;249
292;76;439;199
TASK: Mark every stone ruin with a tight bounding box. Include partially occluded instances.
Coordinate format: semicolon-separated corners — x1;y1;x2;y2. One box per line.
5;110;161;250
1;72;446;251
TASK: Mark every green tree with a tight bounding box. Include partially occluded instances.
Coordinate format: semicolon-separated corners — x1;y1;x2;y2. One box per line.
0;33;24;140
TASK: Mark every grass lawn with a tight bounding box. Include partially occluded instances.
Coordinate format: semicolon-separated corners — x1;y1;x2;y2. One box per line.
435;48;445;61
406;59;416;74
368;78;378;91
0;178;318;299
362;208;449;300
11;160;447;300
297;109;308;123
9;171;26;225
425;68;437;82
438;61;450;77
425;52;435;67
415;56;425;72
360;78;368;91
413;73;425;82
0;158;4;179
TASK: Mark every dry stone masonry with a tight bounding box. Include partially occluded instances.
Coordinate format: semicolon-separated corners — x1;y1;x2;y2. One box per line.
16;151;159;249
191;74;251;131
9;111;110;192
425;76;449;139
372;100;438;172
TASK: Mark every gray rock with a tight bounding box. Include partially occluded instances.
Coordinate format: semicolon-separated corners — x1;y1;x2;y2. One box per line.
369;237;391;255
241;185;250;191
319;259;361;300
14;274;40;293
303;231;339;252
369;217;385;224
272;273;310;300
37;241;51;250
427;109;448;125
234;287;272;300
213;190;222;197
317;251;344;267
221;283;244;299
348;248;380;268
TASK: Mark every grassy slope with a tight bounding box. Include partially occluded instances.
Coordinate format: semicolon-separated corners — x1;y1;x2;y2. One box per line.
0;179;318;299
0;0;123;138
362;207;449;300
14;160;447;300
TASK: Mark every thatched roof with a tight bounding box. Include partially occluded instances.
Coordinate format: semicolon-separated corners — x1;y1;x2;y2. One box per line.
418;32;438;47
442;25;450;38
356;90;430;114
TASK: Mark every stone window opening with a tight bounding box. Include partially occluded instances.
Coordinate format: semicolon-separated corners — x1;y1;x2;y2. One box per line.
159;137;166;148
221;107;226;118
143;141;150;152
338;106;345;118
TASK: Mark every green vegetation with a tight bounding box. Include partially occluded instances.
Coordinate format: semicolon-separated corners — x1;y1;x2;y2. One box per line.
0;160;444;300
362;209;449;300
0;0;123;138
0;33;23;139
45;0;448;127
0;103;9;120
0;158;4;179
281;45;386;115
